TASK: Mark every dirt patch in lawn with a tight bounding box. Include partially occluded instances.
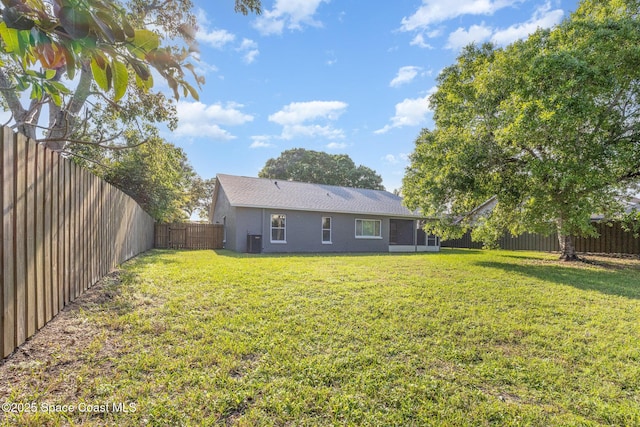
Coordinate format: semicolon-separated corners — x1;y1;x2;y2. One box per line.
0;271;125;403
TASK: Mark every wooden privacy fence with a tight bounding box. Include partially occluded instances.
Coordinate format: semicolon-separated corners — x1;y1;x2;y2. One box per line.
442;222;640;254
1;127;155;358
154;223;223;249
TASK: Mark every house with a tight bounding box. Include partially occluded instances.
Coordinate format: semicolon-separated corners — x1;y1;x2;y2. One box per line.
209;174;440;253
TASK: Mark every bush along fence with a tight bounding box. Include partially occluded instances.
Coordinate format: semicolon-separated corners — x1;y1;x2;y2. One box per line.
1;127;155;358
442;222;640;255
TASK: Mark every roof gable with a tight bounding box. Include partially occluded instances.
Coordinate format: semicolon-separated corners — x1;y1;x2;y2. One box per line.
216;174;420;218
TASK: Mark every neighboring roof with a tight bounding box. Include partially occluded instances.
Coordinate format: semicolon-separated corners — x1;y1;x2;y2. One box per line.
216;174;421;218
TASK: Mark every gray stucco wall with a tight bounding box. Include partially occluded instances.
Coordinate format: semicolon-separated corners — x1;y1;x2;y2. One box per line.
211;187;238;251
231;208;394;253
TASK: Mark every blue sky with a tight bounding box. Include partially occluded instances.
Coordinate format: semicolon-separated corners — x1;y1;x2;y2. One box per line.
166;0;581;192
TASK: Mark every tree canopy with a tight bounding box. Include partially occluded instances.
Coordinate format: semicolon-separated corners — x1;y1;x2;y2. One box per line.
259;148;385;190
402;0;640;260
0;0;261;151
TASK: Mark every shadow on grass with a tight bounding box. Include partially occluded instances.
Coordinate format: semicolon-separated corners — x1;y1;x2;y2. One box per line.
212;248;483;258
476;260;640;300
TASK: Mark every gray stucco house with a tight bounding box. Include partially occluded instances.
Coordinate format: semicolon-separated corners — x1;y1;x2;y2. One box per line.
210;174;440;253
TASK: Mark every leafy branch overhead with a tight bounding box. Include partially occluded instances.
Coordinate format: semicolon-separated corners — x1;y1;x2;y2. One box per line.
0;0;200;104
0;0;261;152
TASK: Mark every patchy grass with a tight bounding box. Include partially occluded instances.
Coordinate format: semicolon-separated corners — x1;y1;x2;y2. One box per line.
1;249;639;426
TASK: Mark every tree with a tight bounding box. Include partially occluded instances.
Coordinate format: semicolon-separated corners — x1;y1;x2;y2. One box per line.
402;3;640;260
72;129;197;222
259;148;385;190
0;0;261;150
185;176;217;221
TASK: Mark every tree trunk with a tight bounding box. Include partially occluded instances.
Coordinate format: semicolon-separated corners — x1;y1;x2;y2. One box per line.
45;63;93;152
558;233;579;261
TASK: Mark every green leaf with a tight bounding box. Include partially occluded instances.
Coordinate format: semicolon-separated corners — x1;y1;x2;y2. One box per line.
185;82;199;101
135;72;153;91
90;10;116;43
112;59;128;101
132;29;160;54
58;7;91;39
0;22;21;53
91;55;110;91
30;83;43;100
45;69;56;79
44;84;62;106
62;46;76;80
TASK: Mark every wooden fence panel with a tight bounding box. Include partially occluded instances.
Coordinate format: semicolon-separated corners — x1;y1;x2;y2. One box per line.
154;223;224;250
14;133;26;348
25;136;36;337
2;127;15;358
1;126;155;358
443;223;640;255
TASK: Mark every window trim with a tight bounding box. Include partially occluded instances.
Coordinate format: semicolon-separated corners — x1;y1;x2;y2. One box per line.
270;214;287;243
322;216;332;244
355;218;382;239
427;234;440;247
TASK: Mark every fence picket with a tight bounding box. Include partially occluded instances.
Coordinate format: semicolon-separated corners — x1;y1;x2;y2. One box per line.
1;126;154;359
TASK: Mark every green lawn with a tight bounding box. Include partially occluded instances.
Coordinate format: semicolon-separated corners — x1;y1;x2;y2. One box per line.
2;249;640;426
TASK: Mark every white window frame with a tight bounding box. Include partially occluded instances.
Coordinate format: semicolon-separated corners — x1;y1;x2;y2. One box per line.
322;216;332;244
270;214;286;243
427;234;440;247
355;218;382;239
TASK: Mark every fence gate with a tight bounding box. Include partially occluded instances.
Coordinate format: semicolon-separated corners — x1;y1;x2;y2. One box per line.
169;226;187;248
154;223;224;250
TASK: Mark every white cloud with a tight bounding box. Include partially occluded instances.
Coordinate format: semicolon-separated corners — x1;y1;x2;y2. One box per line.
197;28;236;49
390;66;422;88
400;0;522;32
238;38;260;64
253;0;329;35
375;90;435;134
196;9;259;65
491;2;564;46
409;34;433;49
383;153;410;164
177;123;236;140
269;101;347;125
445;24;493;50
326;50;337;66
250;136;274;148
281;124;345;140
327;142;348;150
441;2;565;51
176;101;254;140
269;100;348;140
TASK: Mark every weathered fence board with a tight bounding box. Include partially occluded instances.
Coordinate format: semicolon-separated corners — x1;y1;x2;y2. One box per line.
443;222;640;255
154;223;224;250
1;127;155;358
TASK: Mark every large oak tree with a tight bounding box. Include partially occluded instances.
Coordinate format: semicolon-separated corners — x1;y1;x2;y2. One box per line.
402;0;640;260
259;148;385;190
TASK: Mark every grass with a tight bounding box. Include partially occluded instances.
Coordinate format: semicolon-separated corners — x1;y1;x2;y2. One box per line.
1;248;640;426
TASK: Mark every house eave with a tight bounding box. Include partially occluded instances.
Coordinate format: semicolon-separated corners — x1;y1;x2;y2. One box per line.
229;203;425;219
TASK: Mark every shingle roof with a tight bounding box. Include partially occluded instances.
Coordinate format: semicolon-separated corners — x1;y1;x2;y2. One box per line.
217;174;421;218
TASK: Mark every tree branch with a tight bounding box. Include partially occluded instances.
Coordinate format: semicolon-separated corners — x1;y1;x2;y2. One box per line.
0;68;26;119
45;62;93;151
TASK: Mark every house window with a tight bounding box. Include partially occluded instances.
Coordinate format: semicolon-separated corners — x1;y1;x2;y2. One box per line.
427;234;440;247
322;217;332;243
355;219;382;239
271;214;286;243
